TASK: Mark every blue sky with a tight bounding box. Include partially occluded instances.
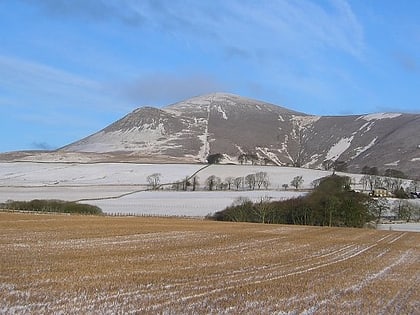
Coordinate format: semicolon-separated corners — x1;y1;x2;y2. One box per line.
0;0;419;152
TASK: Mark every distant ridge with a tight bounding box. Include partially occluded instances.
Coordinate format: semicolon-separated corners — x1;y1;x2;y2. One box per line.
57;93;420;177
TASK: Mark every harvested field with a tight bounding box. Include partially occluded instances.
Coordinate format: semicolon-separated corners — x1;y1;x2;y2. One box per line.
1;212;419;314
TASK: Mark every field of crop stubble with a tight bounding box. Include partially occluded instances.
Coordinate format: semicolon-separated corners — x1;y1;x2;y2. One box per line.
1;212;419;314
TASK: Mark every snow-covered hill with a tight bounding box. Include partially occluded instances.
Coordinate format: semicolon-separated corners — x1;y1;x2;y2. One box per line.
57;93;420;177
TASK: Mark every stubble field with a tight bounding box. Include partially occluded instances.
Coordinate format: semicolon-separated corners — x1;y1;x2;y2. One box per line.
1;212;419;314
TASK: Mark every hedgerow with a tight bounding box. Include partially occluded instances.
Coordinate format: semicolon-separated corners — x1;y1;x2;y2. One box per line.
1;199;103;215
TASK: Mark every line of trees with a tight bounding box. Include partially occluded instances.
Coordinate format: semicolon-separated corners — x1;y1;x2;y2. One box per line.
362;165;407;179
147;172;309;192
205;172;270;191
210;175;375;227
207;152;276;166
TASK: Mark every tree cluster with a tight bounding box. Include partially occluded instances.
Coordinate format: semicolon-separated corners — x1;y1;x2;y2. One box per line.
204;172;270;191
210;175;373;228
171;176;199;191
359;173;411;197
207;153;224;164
362;166;407;179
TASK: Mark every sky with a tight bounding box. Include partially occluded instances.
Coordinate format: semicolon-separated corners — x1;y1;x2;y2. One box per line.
0;0;419;152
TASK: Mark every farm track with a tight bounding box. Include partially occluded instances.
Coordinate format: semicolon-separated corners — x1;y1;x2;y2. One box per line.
0;213;419;314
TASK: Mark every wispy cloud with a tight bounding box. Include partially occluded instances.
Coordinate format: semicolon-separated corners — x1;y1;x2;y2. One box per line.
0;55;125;111
25;0;365;58
0;55;98;91
14;0;366;110
23;0;144;25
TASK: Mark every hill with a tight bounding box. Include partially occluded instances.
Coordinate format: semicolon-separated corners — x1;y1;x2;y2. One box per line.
60;93;420;177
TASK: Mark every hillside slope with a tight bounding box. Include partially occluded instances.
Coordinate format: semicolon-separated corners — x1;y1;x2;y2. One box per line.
61;93;420;177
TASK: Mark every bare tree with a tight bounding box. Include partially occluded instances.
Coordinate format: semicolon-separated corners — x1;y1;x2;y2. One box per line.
215;177;223;190
245;174;256;190
147;173;161;190
225;177;235;190
369;197;389;223
205;175;218;191
191;176;199;191
374;176;383;189
392;200;413;222
282;183;289;190
253;196;273;223
290;175;304;190
234;177;243;190
181;176;190;191
361;175;376;191
255;172;269;189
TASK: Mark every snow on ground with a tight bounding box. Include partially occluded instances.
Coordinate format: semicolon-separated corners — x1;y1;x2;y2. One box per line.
0;162;204;186
377;223;420;232
0;186;141;203
216;105;228;119
0;162;364;216
359;113;402;121
352;137;377;159
325;136;354;161
385;160;400;166
88;190;305;216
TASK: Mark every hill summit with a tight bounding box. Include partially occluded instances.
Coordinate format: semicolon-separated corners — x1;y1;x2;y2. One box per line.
62;93;420;177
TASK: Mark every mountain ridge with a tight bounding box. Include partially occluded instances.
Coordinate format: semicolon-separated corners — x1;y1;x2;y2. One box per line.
52;93;420;177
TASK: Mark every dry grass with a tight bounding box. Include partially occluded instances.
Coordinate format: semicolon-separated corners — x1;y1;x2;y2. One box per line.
0;212;419;314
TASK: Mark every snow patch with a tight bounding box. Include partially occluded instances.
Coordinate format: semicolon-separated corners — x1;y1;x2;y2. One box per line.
255;147;282;165
385;160;400;166
359;113;402;121
358;121;375;133
411;157;420;162
216;105;228;120
303;154;321;168
326;136;354;161
291;115;320;127
352;137;377;159
198;105;211;161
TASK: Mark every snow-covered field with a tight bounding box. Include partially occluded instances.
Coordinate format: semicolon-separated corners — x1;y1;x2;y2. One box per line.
377;223;420;232
90;190;305;216
2;162;416;224
0;162;204;186
0;162;342;216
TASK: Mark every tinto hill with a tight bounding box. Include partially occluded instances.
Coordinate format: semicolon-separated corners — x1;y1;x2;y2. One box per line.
61;93;420;177
210;175;373;227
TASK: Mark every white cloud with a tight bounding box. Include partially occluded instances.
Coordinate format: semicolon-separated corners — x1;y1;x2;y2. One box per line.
0;54;127;111
0;55;98;89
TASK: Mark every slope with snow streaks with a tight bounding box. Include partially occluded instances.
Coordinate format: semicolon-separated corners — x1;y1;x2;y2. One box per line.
58;93;420;177
326;137;354;161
